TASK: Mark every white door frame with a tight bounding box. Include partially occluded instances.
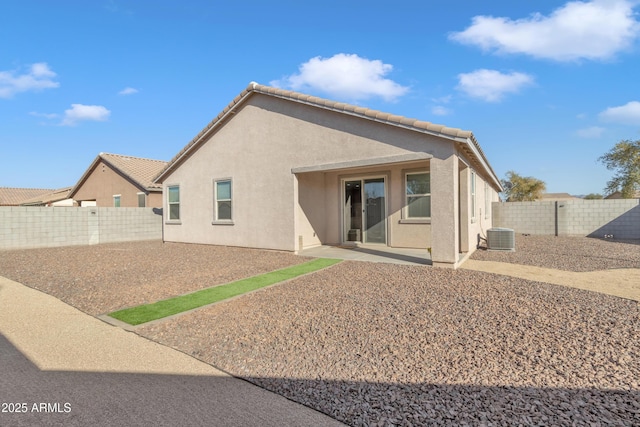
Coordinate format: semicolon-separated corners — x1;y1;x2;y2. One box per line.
340;175;388;245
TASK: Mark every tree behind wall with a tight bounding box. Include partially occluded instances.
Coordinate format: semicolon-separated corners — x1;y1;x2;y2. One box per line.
583;193;603;200
598;139;640;198
501;171;546;201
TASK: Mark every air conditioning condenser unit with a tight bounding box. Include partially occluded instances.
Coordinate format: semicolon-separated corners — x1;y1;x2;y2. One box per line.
486;228;515;251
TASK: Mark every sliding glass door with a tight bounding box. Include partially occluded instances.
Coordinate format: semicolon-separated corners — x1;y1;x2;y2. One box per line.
343;177;386;244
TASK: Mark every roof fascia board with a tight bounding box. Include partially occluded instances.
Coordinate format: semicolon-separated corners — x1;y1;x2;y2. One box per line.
292;152;433;174
154;89;253;183
69;155;148;198
460;137;503;192
100;156;148;191
68;155;102;198
155;83;502;191
256;87;503;187
257;89;472;145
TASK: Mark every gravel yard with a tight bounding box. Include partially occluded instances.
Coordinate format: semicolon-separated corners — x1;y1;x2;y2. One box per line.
0;240;310;315
139;262;639;426
1;238;639;425
471;234;640;272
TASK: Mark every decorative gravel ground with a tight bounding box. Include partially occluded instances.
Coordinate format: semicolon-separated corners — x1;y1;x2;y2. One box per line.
138;262;640;426
471;234;640;272
0;240;310;315
1;238;639;425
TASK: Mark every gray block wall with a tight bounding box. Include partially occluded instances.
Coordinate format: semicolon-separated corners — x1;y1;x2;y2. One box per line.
492;201;556;235
493;199;640;239
0;207;162;250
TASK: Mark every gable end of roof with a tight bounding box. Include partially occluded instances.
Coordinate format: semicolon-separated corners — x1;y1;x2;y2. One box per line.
155;83;502;190
69;153;167;198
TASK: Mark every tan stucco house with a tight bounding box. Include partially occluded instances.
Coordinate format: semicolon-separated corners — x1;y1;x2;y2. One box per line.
69;153;167;208
155;83;502;268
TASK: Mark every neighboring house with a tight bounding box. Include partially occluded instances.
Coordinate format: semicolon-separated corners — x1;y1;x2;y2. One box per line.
69;153;167;208
0;187;54;206
19;187;75;206
537;193;580;201
154;83;503;268
605;191;640;199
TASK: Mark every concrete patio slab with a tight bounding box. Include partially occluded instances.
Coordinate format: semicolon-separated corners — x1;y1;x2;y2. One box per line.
298;245;431;266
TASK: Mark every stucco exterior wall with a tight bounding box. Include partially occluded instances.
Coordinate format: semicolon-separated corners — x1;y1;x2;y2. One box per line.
73;160;161;207
161;94;456;252
460;165;500;254
430;154;459;265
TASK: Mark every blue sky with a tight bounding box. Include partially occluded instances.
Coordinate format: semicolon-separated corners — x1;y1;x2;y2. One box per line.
2;0;639;195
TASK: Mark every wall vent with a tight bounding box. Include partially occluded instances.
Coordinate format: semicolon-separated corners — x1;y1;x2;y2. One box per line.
486;228;515;251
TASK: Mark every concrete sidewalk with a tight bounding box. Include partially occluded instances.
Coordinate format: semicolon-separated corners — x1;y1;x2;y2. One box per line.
0;276;344;426
461;259;640;302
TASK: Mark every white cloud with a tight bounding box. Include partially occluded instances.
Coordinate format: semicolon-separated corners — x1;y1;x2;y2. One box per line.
270;53;409;102
29;111;59;120
431;95;452;104
0;62;60;98
431;106;452;116
61;104;111;126
118;87;138;95
456;69;534;102
599;101;640;124
449;0;640;61
575;126;605;138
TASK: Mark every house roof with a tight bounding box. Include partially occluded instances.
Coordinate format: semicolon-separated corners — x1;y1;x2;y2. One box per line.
69;153;168;198
0;187;54;206
155;82;503;191
605;190;640;199
19;187;73;206
538;192;580;201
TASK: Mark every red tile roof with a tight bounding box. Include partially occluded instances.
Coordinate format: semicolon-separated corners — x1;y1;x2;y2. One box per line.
99;153;167;190
0;187;54;206
19;187;73;205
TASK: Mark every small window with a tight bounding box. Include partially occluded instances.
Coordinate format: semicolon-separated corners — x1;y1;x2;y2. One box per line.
405;172;430;218
484;182;490;220
113;195;121;207
214;179;232;221
137;192;146;208
167;185;180;220
471;171;477;221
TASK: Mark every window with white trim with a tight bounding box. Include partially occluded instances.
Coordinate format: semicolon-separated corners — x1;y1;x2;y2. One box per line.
214;179;232;221
484;182;490;220
167;185;180;220
405;172;430;218
113;195;121;207
471;171;477;221
137;192;146;208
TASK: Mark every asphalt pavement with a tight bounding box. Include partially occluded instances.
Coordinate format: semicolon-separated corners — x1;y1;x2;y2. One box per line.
0;276;344;427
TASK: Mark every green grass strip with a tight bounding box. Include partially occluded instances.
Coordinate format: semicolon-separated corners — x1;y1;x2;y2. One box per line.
109;258;341;326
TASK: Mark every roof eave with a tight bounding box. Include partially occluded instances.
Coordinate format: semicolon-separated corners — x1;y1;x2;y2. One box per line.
100;155;151;191
154;82;502;190
154;84;257;183
70;154;157;198
68;154;102;199
459;136;503;192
